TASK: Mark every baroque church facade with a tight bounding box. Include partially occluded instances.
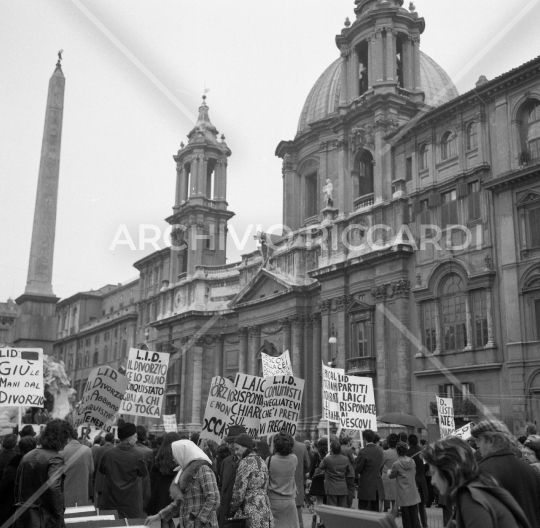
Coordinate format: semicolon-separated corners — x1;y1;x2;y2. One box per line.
50;0;540;438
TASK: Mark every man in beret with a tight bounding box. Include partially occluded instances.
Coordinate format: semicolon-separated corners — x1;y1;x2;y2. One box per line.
218;424;246;527
98;422;148;519
472;420;540;528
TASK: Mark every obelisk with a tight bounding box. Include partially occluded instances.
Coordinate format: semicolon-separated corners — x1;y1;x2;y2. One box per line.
14;53;65;354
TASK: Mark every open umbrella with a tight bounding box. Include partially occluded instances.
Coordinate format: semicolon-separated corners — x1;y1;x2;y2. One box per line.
378;412;426;430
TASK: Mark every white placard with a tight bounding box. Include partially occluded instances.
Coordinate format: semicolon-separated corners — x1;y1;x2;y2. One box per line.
437;396;455;438
0;348;44;407
163;414;178;433
261;350;293;377
337;373;377;431
74;367;129;432
452;422;475;440
260;375;304;437
120;348;170;418
65;506;96;514
230;373;265;439
322;363;344;423
200;376;235;444
65;516;115;524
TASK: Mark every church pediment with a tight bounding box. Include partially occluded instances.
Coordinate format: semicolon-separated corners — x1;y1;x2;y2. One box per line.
347;298;374;313
516;189;540;206
229;269;292;307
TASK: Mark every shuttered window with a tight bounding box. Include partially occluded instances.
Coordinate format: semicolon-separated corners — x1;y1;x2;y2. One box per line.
441;190;458;228
529;207;540;248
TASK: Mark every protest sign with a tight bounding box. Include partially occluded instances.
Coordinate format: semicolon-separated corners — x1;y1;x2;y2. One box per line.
261;350;293;377
337;373;377;431
453;422;475;440
322;363;344;423
120;348;169;418
200;376;236;444
436;396;455;438
74;366;129;432
0;348;44;407
230;373;265;439
77;424;118;442
260;375;304;436
163;414;178;433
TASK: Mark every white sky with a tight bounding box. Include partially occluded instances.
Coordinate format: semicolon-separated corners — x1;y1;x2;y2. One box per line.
1;0;539;302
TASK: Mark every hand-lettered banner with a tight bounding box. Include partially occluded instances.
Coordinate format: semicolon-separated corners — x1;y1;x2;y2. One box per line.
74;366;129;432
260;375;304;437
0;348;44;407
120;348;169;418
261;351;293;377
163;414;178;433
200;376;236;444
322;364;344;423
229;373;265;439
437;396;455;438
337;374;377;431
453;422;475;440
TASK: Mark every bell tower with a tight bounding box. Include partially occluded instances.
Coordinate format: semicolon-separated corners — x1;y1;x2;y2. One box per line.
166;97;235;278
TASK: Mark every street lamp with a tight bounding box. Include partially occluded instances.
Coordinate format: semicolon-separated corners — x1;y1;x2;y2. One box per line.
328;327;338;367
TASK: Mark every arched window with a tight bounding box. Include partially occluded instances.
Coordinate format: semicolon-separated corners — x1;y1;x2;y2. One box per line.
76;353;82;368
113;342;118;359
93;349;99;365
84;351;90;367
103;345;109;363
357;151;374;197
441;274;467;352
467;122;477;150
521;100;540;161
440;131;457;161
419;144;428;171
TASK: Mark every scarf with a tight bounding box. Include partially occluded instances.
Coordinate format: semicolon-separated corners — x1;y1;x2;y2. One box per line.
171;440;212;485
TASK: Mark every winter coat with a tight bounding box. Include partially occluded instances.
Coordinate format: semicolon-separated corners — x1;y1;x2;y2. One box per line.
308;451;325;497
355;443;385;501
218;454;239;527
381;448;398;501
406;444;428;503
454;480;531;528
0;453;23;527
479;447;540;528
98;442;148;519
60;439;94;507
291;440;310;506
316;453;351;496
93;442;114;496
14;447;65;528
158;461;219;528
147;464;176;515
388;456;420;507
0;448;17;482
229;451;274;528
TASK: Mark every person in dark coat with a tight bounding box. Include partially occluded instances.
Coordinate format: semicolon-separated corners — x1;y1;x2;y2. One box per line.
292;438;310;526
0;436;37;528
146;431;181;515
99;422;148;519
407;434;428;528
339;435;356;508
93;432;114;508
0;434;18;481
217;424;246;527
471;420;540;528
423;436;531;528
355;429;385;511
316;440;352;507
14;419;71;528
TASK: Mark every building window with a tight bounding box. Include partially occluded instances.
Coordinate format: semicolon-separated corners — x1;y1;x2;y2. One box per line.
422;301;437;353
114;328;118;338
226;350;239;371
113;342;118;359
357;151;374;197
305;173;318;219
441;189;458;228
522;100;540;162
473;290;488;347
440;131;457;161
68;354;74;371
535;298;540;340
468;181;481;221
528;206;540;248
76;353;82;368
467;122;478;150
419;199;430;225
109;306;114;314
121;340;127;357
441;274;467;352
84;351;90;367
93;349;99;365
78;340;83;350
351;320;372;357
406;157;413;182
104;331;110;341
419;144;428;171
94;334;100;344
103;345;109;363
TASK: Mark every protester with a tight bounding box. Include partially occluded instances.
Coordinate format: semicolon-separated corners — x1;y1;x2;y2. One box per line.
60;424;94;507
93;432;114;508
229;433;274;528
522;438;540;476
471;420;540;527
91;435;102;462
266;431;298;528
398;432;408;446
18;425;36;439
256;438;271;460
316;440;351;508
0;434;18;481
381;433;398;517
291;435;310;527
135;425;154;510
308;437;328;506
14;419;71;528
388;441;420;528
355;429;385;512
407;434;428;528
144;439;219;528
525;423;537;437
218;424;246;527
422;436;531;528
0;436;37;528
99;422;148;519
146;431;182;515
216;443;231;482
305;440;314;464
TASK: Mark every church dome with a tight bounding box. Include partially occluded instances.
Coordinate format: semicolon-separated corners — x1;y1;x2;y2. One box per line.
297;51;459;133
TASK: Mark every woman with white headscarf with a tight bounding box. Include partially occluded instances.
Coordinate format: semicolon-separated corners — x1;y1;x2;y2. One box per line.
144;439;219;528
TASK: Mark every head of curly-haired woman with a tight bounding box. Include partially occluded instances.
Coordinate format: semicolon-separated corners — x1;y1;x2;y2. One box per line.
39;419;72;452
273;431;294;456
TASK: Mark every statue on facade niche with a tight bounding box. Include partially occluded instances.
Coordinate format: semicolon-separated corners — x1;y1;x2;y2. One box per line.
323;179;334;207
254;231;273;266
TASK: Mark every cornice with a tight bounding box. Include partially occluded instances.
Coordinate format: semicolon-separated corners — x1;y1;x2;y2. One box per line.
484;163;540;193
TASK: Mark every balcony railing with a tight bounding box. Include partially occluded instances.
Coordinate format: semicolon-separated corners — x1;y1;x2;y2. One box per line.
346;356;376;375
354;193;375;211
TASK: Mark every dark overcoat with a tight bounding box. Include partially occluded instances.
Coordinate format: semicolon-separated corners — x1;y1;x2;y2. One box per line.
218;454;239;527
406;444;428;503
355;443;385;501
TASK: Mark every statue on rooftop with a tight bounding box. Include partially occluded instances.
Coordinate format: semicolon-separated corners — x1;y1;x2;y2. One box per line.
323;179;334;207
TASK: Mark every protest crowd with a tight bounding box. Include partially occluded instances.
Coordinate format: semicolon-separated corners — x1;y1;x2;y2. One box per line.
0;418;540;528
